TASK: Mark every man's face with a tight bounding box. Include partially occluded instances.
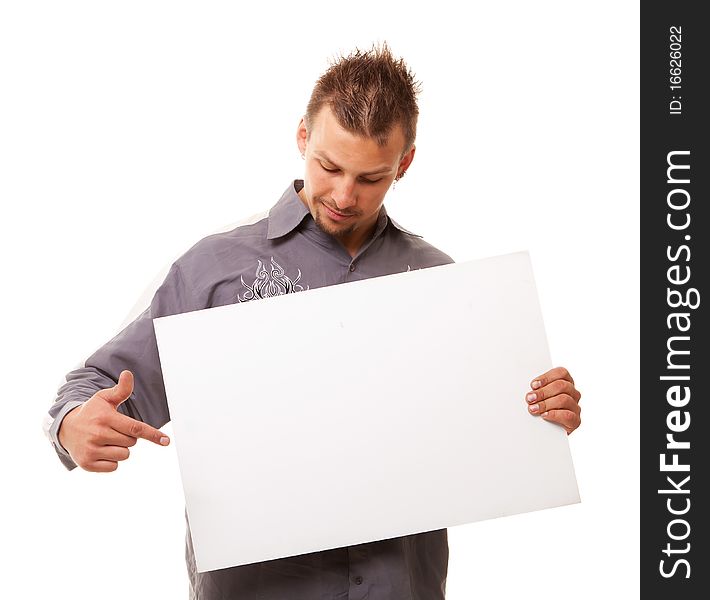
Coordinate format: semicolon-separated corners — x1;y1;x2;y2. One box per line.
296;106;414;254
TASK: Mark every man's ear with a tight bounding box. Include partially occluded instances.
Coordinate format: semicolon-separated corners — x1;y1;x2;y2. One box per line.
398;144;416;177
296;117;308;157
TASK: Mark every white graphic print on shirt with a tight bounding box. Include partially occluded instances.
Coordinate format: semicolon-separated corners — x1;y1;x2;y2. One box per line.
238;257;308;302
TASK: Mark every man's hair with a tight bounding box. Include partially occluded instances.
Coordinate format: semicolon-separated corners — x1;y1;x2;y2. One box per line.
305;43;421;153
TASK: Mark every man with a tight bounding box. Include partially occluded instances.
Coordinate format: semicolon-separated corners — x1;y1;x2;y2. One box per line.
46;44;582;599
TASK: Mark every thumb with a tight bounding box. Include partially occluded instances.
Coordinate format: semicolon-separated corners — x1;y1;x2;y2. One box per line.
100;370;135;408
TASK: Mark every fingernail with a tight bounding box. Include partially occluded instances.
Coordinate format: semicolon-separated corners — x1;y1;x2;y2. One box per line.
541;411;549;417
526;392;537;403
160;436;170;446
529;404;540;413
532;380;541;390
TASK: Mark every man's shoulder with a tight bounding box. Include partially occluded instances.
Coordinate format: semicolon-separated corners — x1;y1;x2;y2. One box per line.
386;218;454;268
168;209;274;288
183;210;271;255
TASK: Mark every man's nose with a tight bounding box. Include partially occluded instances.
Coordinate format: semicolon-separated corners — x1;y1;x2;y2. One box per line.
332;178;357;210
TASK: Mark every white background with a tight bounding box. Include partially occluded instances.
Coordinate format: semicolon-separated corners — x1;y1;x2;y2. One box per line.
1;2;639;599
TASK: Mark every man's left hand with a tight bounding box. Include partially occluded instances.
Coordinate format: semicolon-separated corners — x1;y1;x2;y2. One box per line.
525;366;582;435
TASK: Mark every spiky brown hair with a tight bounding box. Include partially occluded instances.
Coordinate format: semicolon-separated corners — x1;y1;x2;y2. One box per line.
305;43;421;153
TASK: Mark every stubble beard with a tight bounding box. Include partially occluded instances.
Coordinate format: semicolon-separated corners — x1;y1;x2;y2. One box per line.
313;197;360;239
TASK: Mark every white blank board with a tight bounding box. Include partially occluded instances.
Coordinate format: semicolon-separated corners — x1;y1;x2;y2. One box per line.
154;251;580;572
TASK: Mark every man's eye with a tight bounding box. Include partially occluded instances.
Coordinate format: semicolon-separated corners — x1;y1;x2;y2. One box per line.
320;163;380;184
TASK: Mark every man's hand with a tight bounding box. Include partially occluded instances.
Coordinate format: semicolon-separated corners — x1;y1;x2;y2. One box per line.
525;366;581;435
58;370;170;472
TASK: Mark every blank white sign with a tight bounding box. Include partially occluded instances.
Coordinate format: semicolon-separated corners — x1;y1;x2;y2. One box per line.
154;251;579;572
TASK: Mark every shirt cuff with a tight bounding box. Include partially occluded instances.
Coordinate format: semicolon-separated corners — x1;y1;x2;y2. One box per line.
47;401;85;470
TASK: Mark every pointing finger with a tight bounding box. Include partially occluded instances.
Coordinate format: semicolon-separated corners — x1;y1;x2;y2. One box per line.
110;412;170;446
101;430;138;447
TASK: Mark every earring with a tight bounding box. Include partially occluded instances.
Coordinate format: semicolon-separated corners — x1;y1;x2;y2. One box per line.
393;170;405;188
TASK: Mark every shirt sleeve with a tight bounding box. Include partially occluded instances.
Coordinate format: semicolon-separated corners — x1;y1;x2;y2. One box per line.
45;262;192;470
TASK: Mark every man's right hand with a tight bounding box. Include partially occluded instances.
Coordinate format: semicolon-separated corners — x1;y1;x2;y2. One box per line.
58;370;170;472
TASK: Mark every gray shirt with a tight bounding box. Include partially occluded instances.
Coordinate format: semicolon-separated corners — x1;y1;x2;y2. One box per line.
47;180;454;600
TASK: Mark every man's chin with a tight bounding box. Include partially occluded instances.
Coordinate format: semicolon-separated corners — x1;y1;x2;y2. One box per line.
314;212;355;239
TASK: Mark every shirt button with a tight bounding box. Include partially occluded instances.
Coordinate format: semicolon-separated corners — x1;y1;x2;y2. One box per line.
349;264;356;272
353;575;363;585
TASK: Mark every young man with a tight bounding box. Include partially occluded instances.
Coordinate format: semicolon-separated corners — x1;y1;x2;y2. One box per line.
46;44;582;599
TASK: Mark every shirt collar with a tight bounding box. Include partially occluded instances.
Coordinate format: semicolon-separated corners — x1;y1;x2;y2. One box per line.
266;180;422;240
266;180;311;240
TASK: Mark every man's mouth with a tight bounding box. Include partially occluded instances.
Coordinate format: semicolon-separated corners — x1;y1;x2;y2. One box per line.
321;202;355;222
